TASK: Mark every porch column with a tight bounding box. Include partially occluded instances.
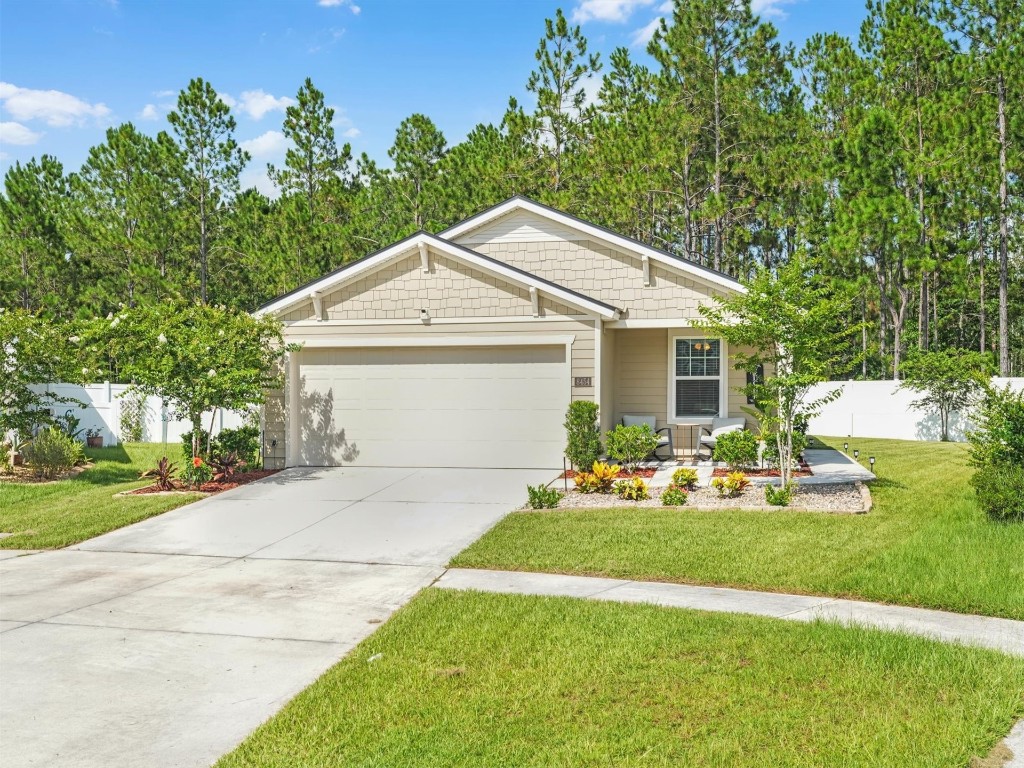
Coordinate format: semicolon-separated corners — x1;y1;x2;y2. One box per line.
287;351;300;467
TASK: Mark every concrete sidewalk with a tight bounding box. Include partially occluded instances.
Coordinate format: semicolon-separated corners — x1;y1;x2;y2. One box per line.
437;568;1024;657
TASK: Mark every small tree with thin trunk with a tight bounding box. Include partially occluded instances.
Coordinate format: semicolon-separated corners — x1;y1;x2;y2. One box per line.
0;309;94;444
898;348;992;441
698;257;858;487
105;301;288;458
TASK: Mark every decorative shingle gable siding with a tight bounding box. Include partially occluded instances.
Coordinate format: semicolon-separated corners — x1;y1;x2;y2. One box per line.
469;239;726;320
280;253;580;322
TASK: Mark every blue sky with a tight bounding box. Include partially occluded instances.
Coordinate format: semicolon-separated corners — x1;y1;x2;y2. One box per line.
0;0;867;195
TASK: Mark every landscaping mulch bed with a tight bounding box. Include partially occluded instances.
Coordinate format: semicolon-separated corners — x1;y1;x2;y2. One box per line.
710;463;812;478
0;463;93;484
128;469;280;496
559;467;657;480
534;483;865;513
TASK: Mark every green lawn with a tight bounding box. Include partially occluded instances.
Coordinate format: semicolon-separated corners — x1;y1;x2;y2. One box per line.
0;443;202;549
218;589;1024;767
453;438;1024;619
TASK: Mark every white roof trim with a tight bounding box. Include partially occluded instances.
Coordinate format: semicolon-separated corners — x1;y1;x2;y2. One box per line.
255;232;619;320
440;197;745;294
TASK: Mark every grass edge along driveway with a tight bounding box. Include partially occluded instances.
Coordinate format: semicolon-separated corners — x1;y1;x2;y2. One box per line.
217;589;1024;768
0;443;203;550
452;438;1024;620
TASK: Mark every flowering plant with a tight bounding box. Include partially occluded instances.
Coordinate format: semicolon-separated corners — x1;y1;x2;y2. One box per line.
181;456;213;489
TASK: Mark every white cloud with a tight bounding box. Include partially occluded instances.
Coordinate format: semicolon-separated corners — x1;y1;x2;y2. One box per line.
240;167;279;199
219;92;238;109
139;104;159;121
240;130;288;157
0;82;111;127
0;121;43;146
317;0;360;12
341;127;360;138
236;89;295;120
631;16;662;46
751;0;797;19
572;0;653;23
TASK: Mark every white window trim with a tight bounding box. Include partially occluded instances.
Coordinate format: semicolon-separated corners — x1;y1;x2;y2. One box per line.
667;334;727;425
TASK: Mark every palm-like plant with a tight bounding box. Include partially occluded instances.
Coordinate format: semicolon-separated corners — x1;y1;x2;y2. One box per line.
140;456;178;491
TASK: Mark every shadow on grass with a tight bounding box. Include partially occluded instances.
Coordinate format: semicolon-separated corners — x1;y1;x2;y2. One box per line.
84;445;132;464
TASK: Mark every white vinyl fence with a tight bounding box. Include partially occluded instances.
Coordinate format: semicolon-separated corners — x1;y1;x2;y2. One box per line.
805;377;1024;442
27;382;250;447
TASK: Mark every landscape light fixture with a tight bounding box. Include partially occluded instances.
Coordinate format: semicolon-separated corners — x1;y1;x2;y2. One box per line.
854;449;860;460
843;441;849;453
869;456;875;470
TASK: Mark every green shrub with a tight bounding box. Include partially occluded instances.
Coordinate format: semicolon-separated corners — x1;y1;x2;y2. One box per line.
671;467;699;490
181;458;214;489
563;400;602;470
22;427;84;479
661;485;688;506
0;440;12;473
605;424;659;472
713;429;758;470
792;413;810;435
710;471;751;498
527;484;562;509
614;477;650;501
764;483;795;507
970;463;1024;522
214;425;260;467
762;432;809;469
181;428;212;462
968;385;1024;469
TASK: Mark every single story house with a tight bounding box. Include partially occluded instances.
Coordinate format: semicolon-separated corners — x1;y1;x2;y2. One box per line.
255;197;749;470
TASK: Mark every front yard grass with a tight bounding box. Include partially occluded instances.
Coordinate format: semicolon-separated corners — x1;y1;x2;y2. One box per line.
218;589;1024;767
453;438;1024;619
0;443;202;549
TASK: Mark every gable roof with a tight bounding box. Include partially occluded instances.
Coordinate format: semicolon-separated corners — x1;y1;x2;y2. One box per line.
255;231;620;320
440;196;745;294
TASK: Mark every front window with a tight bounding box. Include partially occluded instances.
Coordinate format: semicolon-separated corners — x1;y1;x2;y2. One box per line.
673;338;721;420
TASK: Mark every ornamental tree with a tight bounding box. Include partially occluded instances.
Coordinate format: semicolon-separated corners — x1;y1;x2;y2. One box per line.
106;301;288;458
698;257;859;486
899;348;992;441
0;309;95;442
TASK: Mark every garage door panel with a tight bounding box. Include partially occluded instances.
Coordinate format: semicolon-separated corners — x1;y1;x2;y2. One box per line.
295;344;568;468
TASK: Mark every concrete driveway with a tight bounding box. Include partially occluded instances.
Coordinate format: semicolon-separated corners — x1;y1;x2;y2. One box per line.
0;466;550;768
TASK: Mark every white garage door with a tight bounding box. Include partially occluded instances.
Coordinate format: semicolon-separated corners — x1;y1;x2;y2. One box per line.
294;344;569;468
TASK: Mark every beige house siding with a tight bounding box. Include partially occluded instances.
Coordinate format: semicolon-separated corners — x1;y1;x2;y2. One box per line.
280;251;581;323
267;319;596;466
469;239;727;321
262;387;286;469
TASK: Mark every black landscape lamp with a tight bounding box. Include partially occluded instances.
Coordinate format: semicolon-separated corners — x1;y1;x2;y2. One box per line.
854;449;860;460
843;441;849;453
869;456;875;471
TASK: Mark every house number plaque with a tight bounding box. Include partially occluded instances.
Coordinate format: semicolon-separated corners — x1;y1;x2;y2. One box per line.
574;377;593;388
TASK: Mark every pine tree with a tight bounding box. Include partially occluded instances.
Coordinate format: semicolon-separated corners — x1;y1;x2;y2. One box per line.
65;123;181;313
269;77;354;279
167;78;249;304
0;156;70;316
526;8;601;198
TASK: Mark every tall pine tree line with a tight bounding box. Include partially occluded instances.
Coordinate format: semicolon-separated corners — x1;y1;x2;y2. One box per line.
1;0;1021;376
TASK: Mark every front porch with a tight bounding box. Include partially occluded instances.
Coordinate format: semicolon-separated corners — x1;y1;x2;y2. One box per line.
597;326;752;458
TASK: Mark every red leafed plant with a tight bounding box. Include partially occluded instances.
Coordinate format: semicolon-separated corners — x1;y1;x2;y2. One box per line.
209;451;246;483
140;456;178;491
